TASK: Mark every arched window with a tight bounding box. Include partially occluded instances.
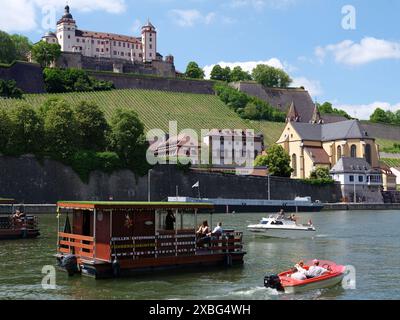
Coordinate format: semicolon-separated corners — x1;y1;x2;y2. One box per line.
337;146;342;162
351;145;357;158
365;144;372;165
292;154;297;177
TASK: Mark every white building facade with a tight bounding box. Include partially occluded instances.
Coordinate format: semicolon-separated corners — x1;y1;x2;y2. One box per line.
330;157;383;203
42;5;157;63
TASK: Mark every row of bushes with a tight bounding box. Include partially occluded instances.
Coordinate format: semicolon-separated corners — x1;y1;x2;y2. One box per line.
214;83;286;122
43;68;115;93
0;98;149;182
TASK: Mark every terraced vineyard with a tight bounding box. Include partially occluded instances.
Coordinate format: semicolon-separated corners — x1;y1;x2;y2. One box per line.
381;158;400;168
0;89;285;145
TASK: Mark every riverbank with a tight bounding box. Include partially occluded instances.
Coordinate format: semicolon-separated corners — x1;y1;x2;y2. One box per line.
1;202;400;215
322;203;400;211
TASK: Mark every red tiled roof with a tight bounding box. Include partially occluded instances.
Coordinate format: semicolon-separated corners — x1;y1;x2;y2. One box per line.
304;147;330;164
75;30;142;44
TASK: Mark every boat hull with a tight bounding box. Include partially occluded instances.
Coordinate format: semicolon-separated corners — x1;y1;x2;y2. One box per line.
248;227;316;239
0;229;40;240
283;273;345;294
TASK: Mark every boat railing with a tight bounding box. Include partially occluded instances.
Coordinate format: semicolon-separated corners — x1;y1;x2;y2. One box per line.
0;215;38;230
206;231;243;254
58;232;95;259
109;229;244;260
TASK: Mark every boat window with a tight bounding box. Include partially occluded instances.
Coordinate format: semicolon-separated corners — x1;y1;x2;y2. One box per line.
261;221;268;225
275;221;284;225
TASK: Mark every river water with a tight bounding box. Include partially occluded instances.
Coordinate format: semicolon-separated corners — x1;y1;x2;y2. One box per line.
1;210;399;300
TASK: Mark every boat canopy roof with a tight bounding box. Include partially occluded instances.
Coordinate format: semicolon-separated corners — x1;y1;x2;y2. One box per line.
57;201;214;212
0;198;16;205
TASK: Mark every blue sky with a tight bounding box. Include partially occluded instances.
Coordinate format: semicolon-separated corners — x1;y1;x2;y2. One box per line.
1;0;400;119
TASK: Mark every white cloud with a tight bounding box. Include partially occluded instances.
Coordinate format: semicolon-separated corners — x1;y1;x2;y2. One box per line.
131;19;142;34
334;102;400;120
203;58;285;78
169;9;216;27
0;0;37;32
292;77;323;97
316;37;400;66
0;0;126;33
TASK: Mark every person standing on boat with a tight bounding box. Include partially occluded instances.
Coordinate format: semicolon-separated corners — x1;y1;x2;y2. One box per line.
196;221;210;239
165;210;176;231
278;209;285;219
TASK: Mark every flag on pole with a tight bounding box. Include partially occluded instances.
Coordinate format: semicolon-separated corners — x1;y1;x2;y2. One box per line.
192;181;199;188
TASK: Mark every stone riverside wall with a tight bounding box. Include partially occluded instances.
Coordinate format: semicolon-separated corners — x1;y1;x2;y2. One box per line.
0;155;342;205
0;62;45;93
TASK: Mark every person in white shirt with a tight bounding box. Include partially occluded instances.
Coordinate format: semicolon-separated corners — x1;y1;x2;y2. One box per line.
290;267;307;281
209;222;223;237
306;259;329;278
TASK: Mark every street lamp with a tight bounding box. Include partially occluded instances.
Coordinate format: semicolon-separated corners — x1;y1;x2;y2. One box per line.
148;169;153;202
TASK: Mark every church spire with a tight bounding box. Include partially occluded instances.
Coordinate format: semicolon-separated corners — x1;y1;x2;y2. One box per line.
286;101;300;123
311;103;324;124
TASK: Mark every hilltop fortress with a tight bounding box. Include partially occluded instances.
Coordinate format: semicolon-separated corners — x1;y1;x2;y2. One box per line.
41;5;176;77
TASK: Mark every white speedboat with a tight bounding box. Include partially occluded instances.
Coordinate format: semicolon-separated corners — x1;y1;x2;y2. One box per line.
247;215;316;239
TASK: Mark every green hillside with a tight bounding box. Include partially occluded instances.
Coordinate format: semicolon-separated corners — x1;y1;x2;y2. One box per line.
0;89;285;145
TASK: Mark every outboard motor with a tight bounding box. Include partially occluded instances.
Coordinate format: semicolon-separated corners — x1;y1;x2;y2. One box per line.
264;274;284;292
61;254;79;276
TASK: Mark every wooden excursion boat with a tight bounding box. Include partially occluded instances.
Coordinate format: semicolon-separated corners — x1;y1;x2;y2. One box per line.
55;201;246;279
0;200;40;240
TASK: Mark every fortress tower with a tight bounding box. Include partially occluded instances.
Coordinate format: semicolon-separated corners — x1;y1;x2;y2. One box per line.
141;20;157;63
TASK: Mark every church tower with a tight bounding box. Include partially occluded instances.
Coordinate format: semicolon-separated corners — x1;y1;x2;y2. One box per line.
286;101;301;123
141;20;157;62
56;5;77;52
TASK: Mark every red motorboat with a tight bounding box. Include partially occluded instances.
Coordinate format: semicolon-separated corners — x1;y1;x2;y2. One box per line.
264;260;347;294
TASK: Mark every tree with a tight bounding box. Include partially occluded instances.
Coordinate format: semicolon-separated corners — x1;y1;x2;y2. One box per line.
370;108;390;124
8;104;44;155
185;61;205;79
31;41;61;67
210;65;224;81
0;109;11;152
255;145;293;177
44;100;79;159
10;34;32;61
230;66;252;82
252;64;292;88
0;31;16;64
317;102;352;120
108;109;149;174
0;80;23;99
74;101;109;151
310;167;331;180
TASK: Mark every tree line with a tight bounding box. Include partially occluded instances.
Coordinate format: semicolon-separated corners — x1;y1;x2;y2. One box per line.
184;61;293;88
0;99;149;181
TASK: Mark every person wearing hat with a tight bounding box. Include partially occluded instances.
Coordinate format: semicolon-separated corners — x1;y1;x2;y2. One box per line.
306;259;328;278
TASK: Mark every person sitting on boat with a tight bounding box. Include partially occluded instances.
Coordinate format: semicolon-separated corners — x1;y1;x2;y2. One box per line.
12;209;26;223
295;260;308;273
290;267;307;281
196;221;210;239
306;259;329;278
289;214;297;222
208;222;223;238
165;210;175;231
